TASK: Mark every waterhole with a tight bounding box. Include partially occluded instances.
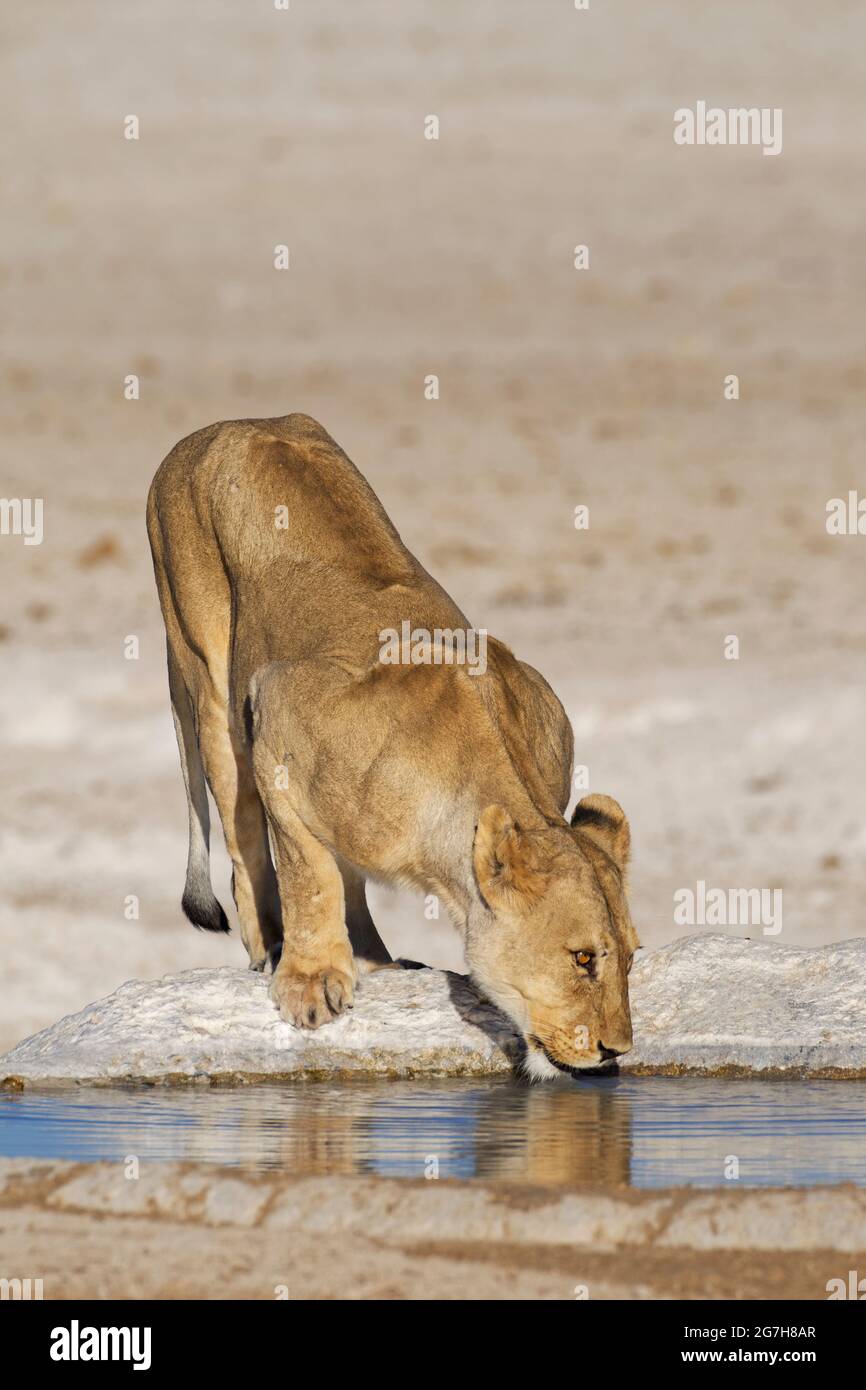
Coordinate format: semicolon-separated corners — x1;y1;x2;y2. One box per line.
2;1076;865;1188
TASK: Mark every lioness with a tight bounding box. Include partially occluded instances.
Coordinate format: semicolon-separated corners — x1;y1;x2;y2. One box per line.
147;414;639;1078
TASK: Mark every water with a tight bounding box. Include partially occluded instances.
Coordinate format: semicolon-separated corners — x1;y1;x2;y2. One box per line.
2;1076;865;1188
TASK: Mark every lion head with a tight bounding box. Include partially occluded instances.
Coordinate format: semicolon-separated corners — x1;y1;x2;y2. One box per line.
467;793;639;1080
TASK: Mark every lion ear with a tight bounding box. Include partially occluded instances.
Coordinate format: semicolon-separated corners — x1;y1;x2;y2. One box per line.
570;794;630;872
473;805;540;909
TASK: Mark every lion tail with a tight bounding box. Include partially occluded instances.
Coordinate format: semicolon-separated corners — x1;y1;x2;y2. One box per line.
169;655;230;934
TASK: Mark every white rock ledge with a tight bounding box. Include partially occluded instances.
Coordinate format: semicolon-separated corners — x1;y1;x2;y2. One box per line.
1;934;864;1086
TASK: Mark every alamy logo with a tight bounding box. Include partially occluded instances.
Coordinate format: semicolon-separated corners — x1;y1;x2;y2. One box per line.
0;497;43;545
827;1270;866;1299
378;620;488;676
826;492;866;535
0;1276;43;1299
50;1320;152;1371
674;880;782;935
674;101;782;156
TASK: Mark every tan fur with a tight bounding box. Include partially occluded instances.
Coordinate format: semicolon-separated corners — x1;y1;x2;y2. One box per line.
147;414;639;1075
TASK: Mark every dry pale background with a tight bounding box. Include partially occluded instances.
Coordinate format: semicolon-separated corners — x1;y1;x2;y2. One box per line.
1;1;864;1051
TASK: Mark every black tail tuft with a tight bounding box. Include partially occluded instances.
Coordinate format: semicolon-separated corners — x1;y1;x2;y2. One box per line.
181;887;231;933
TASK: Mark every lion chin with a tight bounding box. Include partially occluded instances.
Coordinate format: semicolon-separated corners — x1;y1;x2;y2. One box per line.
522;1039;617;1078
523;1047;565;1082
522;1042;609;1082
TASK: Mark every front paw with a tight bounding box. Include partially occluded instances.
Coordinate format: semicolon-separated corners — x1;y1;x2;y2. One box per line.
269;961;355;1028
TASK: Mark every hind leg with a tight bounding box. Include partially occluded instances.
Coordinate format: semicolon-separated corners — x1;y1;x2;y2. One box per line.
337;858;392;975
195;695;283;970
150;494;280;968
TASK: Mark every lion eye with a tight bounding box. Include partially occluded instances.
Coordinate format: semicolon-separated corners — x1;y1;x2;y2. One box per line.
572;950;593;968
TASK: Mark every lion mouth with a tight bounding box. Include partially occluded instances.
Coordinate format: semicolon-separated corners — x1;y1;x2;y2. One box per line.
528;1036;614;1077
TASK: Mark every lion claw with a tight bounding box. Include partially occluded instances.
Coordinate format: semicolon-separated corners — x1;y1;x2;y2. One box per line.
269;965;355;1029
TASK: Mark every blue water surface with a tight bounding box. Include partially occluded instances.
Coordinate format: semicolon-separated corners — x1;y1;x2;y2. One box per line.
2;1075;864;1188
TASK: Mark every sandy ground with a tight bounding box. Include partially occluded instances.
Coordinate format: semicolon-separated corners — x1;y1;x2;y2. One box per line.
3;1206;846;1301
1;1;865;1056
2;1159;865;1301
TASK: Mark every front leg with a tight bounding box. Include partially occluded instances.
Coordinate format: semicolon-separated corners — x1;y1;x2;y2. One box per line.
256;775;355;1029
